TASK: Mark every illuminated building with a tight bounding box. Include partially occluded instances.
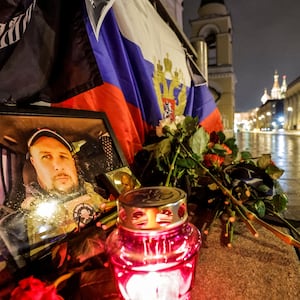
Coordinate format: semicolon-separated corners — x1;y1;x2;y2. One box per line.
189;0;236;135
284;76;300;130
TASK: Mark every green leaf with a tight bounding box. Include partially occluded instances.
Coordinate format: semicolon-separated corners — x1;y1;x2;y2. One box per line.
177;168;187;180
265;164;284;180
257;154;272;169
189;127;209;158
143;138;171;158
211;143;227;155
273;180;285;194
254;200;266;217
256;183;272;194
177;157;197;169
183;116;198;136
217;131;226;143
240;151;252;160
224;137;239;158
272;193;288;212
224;137;236;148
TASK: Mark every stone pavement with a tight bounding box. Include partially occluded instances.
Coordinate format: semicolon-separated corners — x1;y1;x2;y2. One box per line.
191;220;300;300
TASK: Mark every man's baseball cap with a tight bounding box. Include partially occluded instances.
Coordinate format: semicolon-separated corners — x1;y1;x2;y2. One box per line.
27;128;73;152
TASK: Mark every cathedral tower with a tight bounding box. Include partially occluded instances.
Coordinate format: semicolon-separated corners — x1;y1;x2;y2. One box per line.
189;0;235;134
271;70;281;99
270;70;287;100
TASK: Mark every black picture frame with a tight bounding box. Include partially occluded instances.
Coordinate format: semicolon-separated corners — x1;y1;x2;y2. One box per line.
0;104;129;271
0;104;128;207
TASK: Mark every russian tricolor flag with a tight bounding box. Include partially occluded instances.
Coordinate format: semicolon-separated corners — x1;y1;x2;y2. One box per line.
0;0;223;164
54;0;223;163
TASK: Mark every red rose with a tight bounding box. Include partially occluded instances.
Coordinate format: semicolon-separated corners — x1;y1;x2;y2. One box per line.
10;276;63;300
203;154;225;168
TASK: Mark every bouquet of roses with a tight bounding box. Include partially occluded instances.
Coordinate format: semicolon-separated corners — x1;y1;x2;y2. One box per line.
132;115;300;248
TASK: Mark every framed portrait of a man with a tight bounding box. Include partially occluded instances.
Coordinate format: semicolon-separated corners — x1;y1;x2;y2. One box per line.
0;105;128;207
0;104;128;268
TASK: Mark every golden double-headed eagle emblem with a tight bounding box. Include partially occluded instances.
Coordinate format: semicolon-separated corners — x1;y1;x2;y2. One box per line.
153;53;187;120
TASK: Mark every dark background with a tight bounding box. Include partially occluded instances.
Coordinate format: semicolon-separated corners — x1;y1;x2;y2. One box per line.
183;0;300;112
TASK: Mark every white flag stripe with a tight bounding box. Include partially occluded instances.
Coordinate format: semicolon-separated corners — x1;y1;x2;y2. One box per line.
113;0;191;87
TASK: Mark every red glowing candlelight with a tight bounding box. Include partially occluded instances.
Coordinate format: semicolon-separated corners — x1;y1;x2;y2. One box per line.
106;186;202;300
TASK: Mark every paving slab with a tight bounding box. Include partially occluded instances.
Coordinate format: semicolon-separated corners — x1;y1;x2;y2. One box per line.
191;221;300;300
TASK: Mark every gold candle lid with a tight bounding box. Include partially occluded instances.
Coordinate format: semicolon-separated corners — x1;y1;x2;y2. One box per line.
117;186;187;231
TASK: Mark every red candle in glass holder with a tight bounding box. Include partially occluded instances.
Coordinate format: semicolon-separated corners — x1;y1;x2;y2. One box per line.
106;186;202;300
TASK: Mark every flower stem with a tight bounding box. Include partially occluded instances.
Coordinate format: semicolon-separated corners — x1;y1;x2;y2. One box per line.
53;272;74;289
246;211;300;248
235;206;259;237
165;144;181;186
98;210;118;225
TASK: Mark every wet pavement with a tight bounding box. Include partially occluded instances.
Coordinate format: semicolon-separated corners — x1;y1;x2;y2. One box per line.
191;130;300;299
235;131;300;222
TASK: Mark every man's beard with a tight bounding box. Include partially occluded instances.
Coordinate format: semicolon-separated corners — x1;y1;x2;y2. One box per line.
28;178;86;203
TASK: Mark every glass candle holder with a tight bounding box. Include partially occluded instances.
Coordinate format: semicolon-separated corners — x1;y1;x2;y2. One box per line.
106;186;202;300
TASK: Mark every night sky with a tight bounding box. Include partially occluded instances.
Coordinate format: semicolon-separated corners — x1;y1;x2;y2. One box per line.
183;0;300;112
